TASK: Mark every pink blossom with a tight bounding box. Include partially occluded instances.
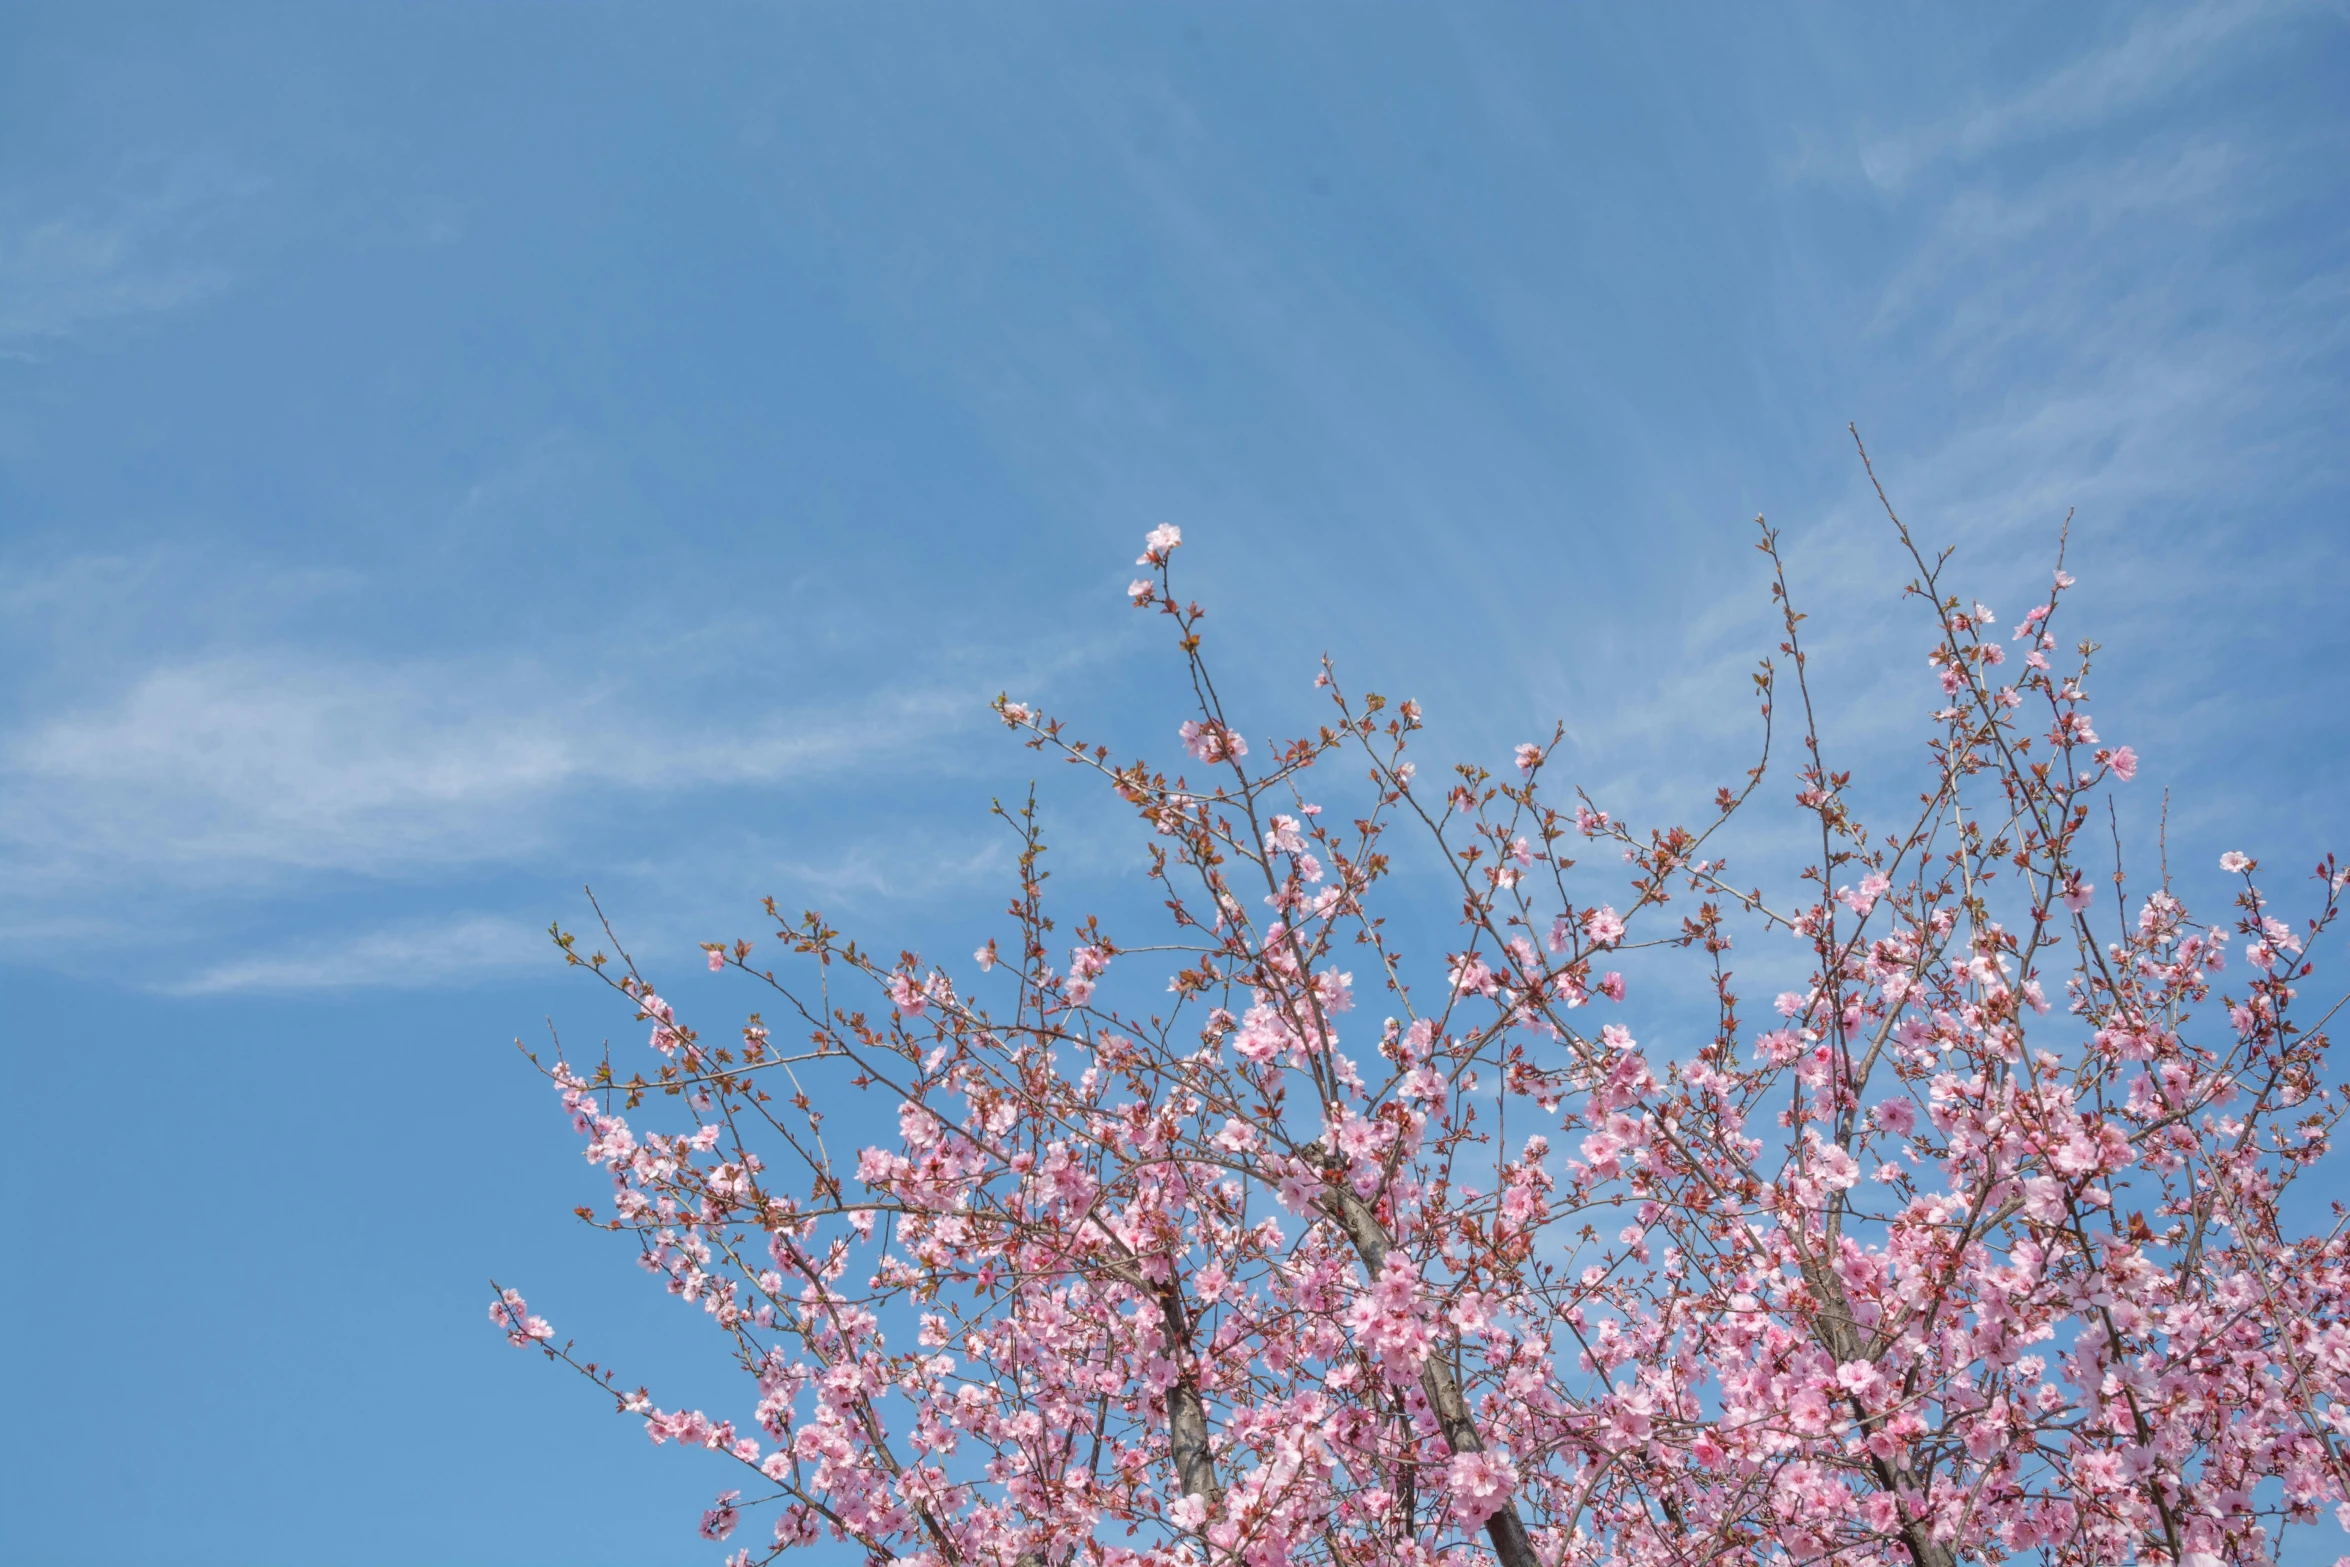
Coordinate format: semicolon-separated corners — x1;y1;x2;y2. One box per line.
643;992;680;1055
2051;1132;2102;1176
1232;1003;1291;1063
496;525;2350;1567
1137;523;1182;563
1810;1142;1860;1190
1838;872;1891;917
897;1098;940;1148
1514;743;1544;774
2050;711;2099;747
887;972;926;1016
2220;851;2251;873
1178;718;1247;763
488;1288;554;1347
2109;744;2137;780
1448;953;1496;998
1445;1449;1517;1524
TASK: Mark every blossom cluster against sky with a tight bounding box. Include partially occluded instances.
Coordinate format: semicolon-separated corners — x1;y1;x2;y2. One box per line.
3;4;2344;1563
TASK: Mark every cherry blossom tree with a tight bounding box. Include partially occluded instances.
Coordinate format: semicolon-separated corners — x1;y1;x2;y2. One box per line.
493;442;2350;1567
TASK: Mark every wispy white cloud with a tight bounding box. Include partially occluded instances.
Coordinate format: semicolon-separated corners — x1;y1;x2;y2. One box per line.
1521;0;2347;895
0;647;978;891
162;913;546;994
0;151;263;345
766;835;1015;908
0;478;1146;986
1759;5;2349;867
8;5;2339;1000
1781;0;2329;192
1869;137;2243;342
1941;0;2304;164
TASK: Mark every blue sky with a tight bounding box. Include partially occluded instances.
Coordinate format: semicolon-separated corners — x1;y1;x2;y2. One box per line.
3;4;2346;1563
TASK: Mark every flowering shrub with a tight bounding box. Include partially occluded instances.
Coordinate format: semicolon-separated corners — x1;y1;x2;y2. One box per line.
495;457;2348;1567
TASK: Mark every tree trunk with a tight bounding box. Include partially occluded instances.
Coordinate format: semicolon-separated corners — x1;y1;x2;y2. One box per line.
1321;1185;1541;1567
1158;1283;1224;1514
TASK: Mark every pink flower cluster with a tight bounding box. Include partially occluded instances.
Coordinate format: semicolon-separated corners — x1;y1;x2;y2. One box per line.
496;521;2349;1567
488;1288;552;1347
